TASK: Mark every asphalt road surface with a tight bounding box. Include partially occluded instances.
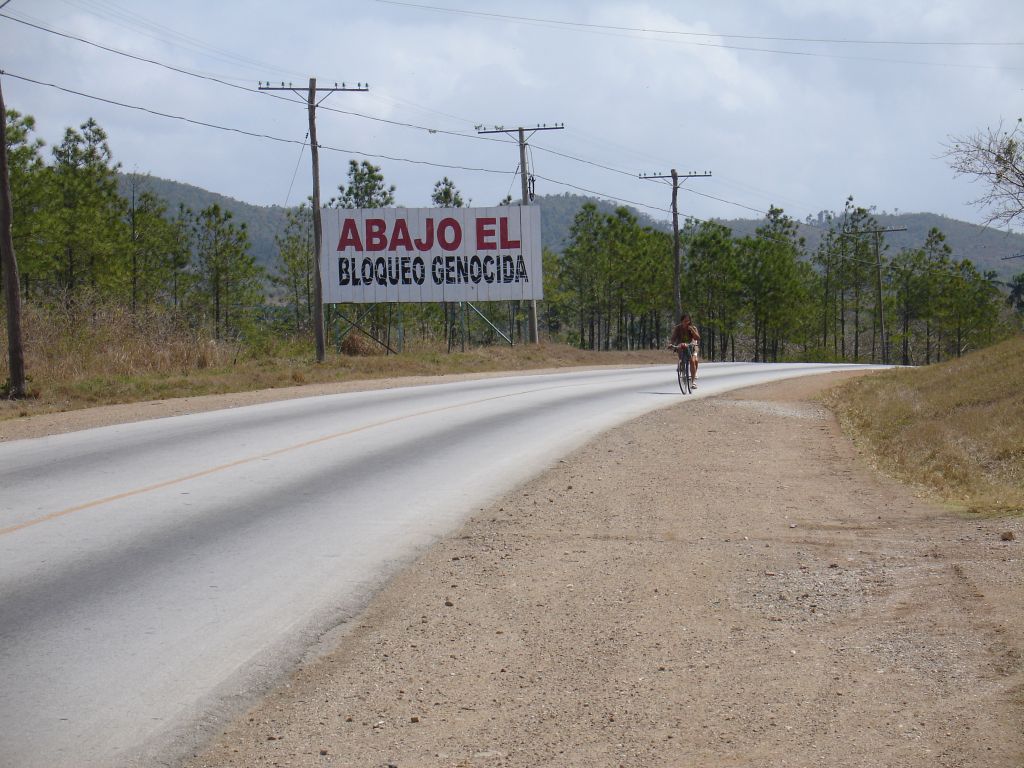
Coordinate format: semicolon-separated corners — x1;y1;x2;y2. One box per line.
0;363;878;767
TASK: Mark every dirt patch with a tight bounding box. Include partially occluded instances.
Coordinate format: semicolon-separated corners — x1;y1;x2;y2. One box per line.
180;372;1023;768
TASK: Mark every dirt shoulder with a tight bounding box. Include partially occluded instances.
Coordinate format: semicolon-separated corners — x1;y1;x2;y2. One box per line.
179;372;1022;768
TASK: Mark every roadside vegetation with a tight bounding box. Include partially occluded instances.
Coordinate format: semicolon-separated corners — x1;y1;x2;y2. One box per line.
0;292;665;419
827;334;1024;516
2;109;1022;416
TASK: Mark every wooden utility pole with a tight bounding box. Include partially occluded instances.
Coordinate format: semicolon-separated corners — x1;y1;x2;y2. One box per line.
0;78;26;398
640;169;711;322
478;123;564;344
260;78;368;362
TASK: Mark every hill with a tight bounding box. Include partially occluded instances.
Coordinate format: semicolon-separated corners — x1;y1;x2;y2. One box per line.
532;192;671;252
714;211;1024;280
536;194;1023;280
118;174;290;271
117;176;1024;281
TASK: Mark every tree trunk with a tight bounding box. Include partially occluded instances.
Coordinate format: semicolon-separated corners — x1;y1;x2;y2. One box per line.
1;78;28;398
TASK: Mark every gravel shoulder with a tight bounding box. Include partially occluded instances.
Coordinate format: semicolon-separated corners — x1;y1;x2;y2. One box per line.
172;372;1023;768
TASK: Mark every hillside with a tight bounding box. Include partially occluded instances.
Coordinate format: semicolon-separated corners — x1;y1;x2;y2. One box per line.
117;174;290;271
714;211;1024;280
117;176;1024;281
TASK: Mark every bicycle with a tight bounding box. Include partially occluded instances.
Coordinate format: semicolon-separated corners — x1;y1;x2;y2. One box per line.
669;343;694;395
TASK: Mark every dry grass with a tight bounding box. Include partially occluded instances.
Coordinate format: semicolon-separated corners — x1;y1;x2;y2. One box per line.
1;299;668;421
826;335;1024;516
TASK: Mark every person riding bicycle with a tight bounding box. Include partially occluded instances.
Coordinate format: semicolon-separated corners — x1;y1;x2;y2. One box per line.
668;313;701;388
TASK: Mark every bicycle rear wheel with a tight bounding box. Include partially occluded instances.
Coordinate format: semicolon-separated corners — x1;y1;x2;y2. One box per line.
677;359;690;395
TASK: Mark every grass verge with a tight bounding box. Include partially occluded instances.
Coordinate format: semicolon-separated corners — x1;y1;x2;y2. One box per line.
1;297;677;422
825;335;1024;516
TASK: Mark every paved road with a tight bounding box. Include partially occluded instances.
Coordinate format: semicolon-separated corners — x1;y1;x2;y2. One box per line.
0;363;877;767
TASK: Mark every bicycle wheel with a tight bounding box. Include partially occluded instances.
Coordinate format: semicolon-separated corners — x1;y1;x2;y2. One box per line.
677;358;690;395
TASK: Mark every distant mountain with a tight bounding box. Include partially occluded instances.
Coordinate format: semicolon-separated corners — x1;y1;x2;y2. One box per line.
538;192;1023;280
117;174;290;271
117;177;1024;281
532;192;671;252
713;212;1024;281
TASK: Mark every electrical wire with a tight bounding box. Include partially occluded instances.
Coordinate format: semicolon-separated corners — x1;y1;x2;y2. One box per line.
531;173;671;215
375;1;1024;70
3;9;787;220
0;8;802;217
0;12;517;147
283;133;308;207
0;70;515;175
55;0;309;78
682;188;766;215
375;0;1024;47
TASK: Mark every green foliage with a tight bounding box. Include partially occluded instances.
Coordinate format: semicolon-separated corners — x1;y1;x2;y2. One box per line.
272;202;314;334
49;119;127;295
554;203;672;350
2;109;1016;372
1007;273;1024;314
330;160;395;209
739;206;809;361
430;177;465;208
685;220;742;360
189;204;264;341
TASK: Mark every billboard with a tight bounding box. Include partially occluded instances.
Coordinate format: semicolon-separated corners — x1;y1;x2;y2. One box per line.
320;206;542;304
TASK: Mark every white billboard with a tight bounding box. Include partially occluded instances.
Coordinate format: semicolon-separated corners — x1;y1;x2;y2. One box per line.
320;206;542;304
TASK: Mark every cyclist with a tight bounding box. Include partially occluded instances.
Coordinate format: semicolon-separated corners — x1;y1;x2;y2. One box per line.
668;313;701;388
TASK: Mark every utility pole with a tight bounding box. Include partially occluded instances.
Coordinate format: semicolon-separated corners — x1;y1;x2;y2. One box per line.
260;78;368;362
838;226;906;365
0;76;26;398
640;169;711;322
478;123;564;344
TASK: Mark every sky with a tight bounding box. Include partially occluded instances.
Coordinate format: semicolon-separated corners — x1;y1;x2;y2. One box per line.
3;0;1024;229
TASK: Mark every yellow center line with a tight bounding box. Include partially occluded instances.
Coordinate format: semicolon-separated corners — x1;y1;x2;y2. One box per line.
0;379;598;538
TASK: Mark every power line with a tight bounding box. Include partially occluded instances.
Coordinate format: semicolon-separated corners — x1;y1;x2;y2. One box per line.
0;12;517;147
53;0;309;78
375;0;1024;70
0;12;302;103
283;133;308;208
682;187;766;215
2;6;808;217
529;141;770;215
531;173;670;215
375;0;1023;47
0;70;515;175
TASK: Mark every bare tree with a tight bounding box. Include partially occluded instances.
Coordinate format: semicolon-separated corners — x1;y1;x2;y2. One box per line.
945;118;1024;227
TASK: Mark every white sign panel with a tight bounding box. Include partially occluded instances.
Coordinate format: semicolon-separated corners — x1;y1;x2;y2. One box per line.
320;206;542;304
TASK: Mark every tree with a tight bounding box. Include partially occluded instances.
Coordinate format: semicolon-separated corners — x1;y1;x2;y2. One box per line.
430;177;465;208
50;118;126;294
1007;273;1024;314
837;198;881;362
273;202;315;333
331;160;395;209
124;175;183;311
811;213;841;357
920;227;953;364
1;82;27;397
945;118;1024;227
686;219;740;360
741;206;806;362
4;109;48;298
887;246;927;365
191;204;263;340
559;203;605;349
